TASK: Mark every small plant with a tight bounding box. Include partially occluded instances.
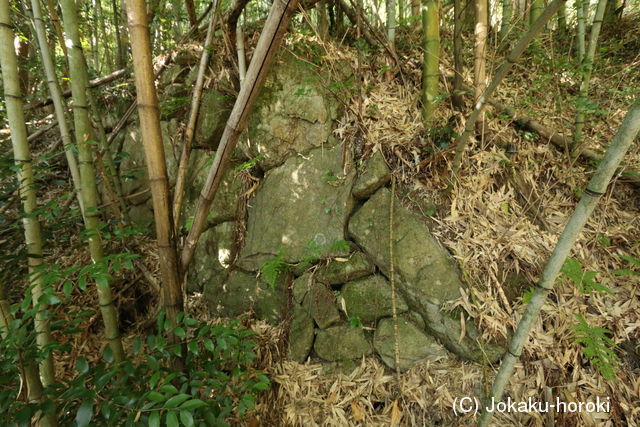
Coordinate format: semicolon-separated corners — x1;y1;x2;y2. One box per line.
571;314;620;381
613;254;640;277
348;316;363;329
260;250;289;289
320;169;345;186
235;154;264;172
561;257;613;295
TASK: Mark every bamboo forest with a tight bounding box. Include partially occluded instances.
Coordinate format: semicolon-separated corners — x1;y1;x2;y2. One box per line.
0;0;639;424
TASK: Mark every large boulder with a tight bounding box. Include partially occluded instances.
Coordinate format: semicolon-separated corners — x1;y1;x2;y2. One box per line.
352;151;390;199
314;325;372;361
348;188;501;362
239;52;342;169
187;221;235;293
195;90;234;149
374;315;449;372
341;275;408;324
238;144;354;271
302;281;341;329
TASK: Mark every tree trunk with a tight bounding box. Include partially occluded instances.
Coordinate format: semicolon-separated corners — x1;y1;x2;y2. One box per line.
126;0;184;340
451;0;568;176
0;0;56;387
318;0;330;39
421;0;439;127
530;0;543;26
60;0;125;363
573;0;608;154
173;9;218;231
181;0;301;272
186;0;198;26
478;96;640;427
29;0;84;215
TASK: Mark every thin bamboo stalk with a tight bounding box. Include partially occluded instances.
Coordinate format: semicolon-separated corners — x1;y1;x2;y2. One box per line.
575;0;586;62
477;96;640;427
173;5;219;231
572;0;608;154
29;0;84;215
236;19;247;83
0;0;56;387
60;0;125;362
499;0;513;39
450;0;568;177
180;0;301;272
473;0;488;130
387;0;396;43
452;0;465;110
125;0;184;333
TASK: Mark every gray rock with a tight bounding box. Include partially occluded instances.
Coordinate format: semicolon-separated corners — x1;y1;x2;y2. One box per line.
315;252;374;285
348;188;503;362
352;151;390;199
348;187;462;305
187;222;235;293
314;325;372;361
240;52;342;169
288;304;315;363
238;145;354;271
374;315;449;372
203;268;287;324
341;275;408;323
195;90;234;149
292;273;313;304
302;281;341;329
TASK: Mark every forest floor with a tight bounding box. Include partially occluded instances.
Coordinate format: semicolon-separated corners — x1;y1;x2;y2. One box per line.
10;13;639;427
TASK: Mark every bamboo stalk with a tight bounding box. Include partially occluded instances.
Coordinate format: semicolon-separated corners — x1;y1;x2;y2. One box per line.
29;0;85;215
60;0;125;362
572;0;608;155
0;0;56;387
575;0;587;62
499;0;513;40
473;0;487;130
125;0;184;333
0;296;58;427
387;0;396;43
173;4;219;231
450;0;567;177
421;0;440;126
477;96;640;427
180;0;301;272
452;0;465;111
236;19;247;83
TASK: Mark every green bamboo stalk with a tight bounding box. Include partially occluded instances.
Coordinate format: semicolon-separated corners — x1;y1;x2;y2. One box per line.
29;0;84;216
421;0;440;127
478;96;640;427
450;0;567;177
576;0;587;62
387;0;396;43
530;0;543;25
572;0;608;155
60;0;125;362
0;0;56;387
499;0;513;40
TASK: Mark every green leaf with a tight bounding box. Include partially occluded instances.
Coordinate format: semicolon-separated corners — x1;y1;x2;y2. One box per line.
203;338;214;352
63;281;73;297
165;410;179;427
76;400;93;427
148;410;161;427
179;410;195;427
159;384;178;395
179;399;208;410
173;327;186;338
164;393;190;408
103;345;114;363
147;392;165;403
76;357;89;374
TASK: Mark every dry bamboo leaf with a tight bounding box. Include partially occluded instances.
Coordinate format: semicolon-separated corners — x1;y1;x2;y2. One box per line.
390;400;403;426
351;401;365;422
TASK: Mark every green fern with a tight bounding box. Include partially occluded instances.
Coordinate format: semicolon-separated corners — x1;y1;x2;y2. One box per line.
571;314;620;381
561;258;613;295
260;250;288;289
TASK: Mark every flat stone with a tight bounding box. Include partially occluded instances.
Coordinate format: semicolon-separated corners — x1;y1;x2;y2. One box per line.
374;315;449;372
341;275;408;324
352;151;391;199
292;273;313;304
314;325;372;361
302;282;341;329
238;145;354;271
288;304;315;363
315;252;374;285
